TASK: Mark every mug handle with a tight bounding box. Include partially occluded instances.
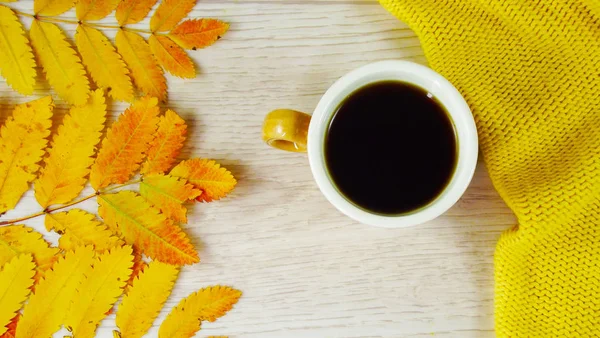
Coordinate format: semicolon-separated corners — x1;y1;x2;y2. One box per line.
262;109;312;153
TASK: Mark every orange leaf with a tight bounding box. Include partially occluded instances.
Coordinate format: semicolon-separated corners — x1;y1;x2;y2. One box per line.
116;30;167;101
124;248;146;293
76;0;120;21
149;0;195;33
116;0;157;26
0;314;18;338
139;174;201;223
141;109;187;175
98;191;199;265
149;35;195;79
169;19;229;50
170;159;236;202
90;97;160;190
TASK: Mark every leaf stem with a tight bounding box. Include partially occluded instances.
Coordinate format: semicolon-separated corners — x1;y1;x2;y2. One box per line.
0;179;142;226
11;9;155;34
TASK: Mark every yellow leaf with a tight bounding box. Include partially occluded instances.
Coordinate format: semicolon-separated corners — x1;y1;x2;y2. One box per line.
116;30;167;101
98;191;199;265
150;0;195;33
169;19;229;50
34;0;74;16
34;89;106;207
159;286;242;338
170;159;236;203
141;109;187;175
116;0;157;25
0;225;59;281
0;0;17;2
76;0;120;21
116;261;179;338
90;96;160;190
45;209;123;253
76;25;134;102
0;97;53;214
16;246;95;338
140;174;200;224
0;255;35;336
149;35;195;79
29;20;89;106
0;6;36;95
65;246;134;338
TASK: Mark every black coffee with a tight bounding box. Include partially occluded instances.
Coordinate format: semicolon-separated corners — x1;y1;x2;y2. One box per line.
325;81;457;215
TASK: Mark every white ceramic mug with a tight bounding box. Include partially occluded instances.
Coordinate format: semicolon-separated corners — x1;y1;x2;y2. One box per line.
263;60;478;228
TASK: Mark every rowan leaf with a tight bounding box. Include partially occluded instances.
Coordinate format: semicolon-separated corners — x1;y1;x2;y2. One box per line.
169;19;229;50
0;255;35;336
149;35;195;79
0;97;53;214
76;25;134;102
116;261;179;338
116;0;157;26
0;225;59;281
76;0;120;21
45;209;123;253
98;191;199;265
0;314;18;338
150;0;195;33
116;30;167;101
0;0;17;3
0;5;36;95
124;248;146;292
35;89;106;207
141;109;187;175
65;246;134;338
90;96;160;190
140;174;200;224
34;0;74;16
16;246;95;338
159;286;242;338
170;159;236;203
29;20;89;106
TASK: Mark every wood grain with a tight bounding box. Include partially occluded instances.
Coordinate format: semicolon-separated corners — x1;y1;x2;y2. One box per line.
0;1;513;337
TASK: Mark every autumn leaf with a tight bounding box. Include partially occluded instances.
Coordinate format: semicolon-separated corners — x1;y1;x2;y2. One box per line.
0;96;53;214
150;0;195;33
90;96;160;190
141;109;188;175
0;314;19;338
0;225;59;281
65;246;134;338
76;25;134;102
140;174;200;224
35;89;106;207
124;248;146;292
0;255;35;336
170;159;237;202
169;19;229;50
76;0;120;21
34;0;74;16
17;246;95;338
98;191;199;265
116;29;167;101
159;286;242;338
29;20;89;106
45;209;123;253
0;5;36;95
116;0;157;26
116;261;179;338
149;35;195;79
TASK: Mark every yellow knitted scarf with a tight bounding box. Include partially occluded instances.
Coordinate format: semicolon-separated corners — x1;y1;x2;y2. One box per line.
379;1;600;336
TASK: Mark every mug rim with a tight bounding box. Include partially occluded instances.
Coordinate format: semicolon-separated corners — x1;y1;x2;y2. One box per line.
307;60;478;228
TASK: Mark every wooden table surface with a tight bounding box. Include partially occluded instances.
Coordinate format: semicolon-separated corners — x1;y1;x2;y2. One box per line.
0;0;517;337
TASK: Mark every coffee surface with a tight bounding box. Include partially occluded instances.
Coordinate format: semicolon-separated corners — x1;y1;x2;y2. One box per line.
325;81;457;215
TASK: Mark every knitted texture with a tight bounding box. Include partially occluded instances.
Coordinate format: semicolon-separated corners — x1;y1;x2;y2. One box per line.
379;1;600;336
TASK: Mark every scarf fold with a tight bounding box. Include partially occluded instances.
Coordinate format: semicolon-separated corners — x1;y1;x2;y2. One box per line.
378;1;600;336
